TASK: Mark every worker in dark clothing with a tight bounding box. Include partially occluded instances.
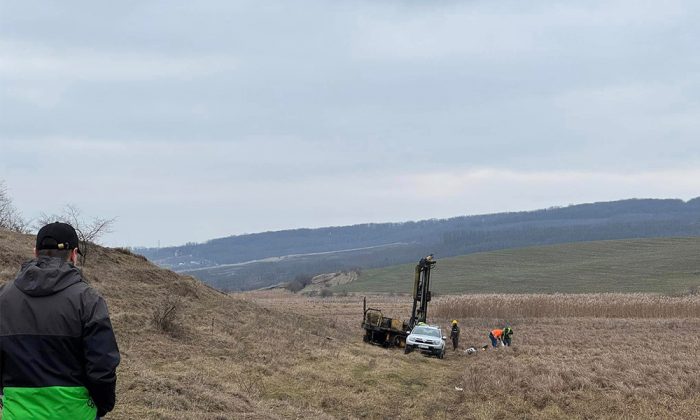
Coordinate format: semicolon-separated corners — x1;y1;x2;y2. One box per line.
450;320;460;351
502;326;514;346
0;222;120;419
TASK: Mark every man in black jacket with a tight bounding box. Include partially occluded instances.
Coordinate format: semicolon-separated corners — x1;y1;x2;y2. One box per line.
0;222;120;419
450;320;460;351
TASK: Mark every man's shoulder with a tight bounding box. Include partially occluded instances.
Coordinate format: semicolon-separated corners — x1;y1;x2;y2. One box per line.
0;279;16;297
59;274;105;307
73;280;104;301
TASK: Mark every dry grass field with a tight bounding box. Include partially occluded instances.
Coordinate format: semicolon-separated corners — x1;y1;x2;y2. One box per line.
243;291;700;419
2;228;699;419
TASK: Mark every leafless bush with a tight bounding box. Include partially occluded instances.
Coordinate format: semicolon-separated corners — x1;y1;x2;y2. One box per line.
0;180;30;233
235;372;266;397
284;274;313;293
152;294;184;336
37;204;116;264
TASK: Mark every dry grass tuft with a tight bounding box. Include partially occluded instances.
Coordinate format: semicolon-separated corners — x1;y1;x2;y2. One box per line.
151;294;185;337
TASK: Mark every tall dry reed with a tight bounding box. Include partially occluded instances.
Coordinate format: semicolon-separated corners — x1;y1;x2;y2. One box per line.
432;293;700;319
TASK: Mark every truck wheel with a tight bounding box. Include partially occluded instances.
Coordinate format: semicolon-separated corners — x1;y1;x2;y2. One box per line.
438;350;444;359
363;332;370;343
404;345;412;354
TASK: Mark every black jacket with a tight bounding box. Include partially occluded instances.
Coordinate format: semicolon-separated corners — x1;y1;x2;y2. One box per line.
0;256;120;417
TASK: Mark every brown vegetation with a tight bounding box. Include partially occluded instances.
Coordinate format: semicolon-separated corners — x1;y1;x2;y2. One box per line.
1;227;699;419
432;293;700;319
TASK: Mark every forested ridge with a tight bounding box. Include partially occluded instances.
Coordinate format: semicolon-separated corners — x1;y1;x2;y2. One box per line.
136;197;700;290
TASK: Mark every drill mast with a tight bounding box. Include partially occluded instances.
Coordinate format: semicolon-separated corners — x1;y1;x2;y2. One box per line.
409;254;436;329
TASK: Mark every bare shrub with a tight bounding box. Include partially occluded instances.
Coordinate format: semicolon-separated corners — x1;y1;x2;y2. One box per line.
152;294;184;336
235;370;267;398
284;274;313;293
0;181;30;233
37;204;116;265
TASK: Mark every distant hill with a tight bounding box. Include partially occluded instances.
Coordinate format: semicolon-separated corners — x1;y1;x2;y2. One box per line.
340;237;700;294
136;197;700;291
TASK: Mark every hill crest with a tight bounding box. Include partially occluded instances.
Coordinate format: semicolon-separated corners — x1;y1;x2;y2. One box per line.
137;197;700;291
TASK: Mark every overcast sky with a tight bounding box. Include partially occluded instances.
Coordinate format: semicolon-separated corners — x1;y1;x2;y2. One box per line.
1;0;699;247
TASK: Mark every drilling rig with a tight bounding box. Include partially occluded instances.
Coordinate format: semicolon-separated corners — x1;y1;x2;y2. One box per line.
361;254;437;347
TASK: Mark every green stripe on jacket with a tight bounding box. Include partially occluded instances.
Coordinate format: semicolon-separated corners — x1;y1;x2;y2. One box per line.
2;386;97;420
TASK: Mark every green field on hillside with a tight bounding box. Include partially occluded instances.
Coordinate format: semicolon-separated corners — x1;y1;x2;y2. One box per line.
336;237;700;294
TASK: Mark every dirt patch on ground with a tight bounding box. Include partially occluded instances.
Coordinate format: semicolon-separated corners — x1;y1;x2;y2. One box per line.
303;271;358;292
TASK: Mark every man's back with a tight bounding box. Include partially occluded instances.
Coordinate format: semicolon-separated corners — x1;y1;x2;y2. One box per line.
0;256;120;419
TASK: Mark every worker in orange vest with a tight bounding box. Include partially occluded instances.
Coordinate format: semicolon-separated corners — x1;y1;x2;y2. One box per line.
489;328;503;347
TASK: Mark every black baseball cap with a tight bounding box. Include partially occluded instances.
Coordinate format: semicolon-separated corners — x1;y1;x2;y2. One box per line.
36;222;83;255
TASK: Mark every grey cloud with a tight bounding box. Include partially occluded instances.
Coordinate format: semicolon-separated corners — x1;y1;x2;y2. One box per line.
1;0;699;246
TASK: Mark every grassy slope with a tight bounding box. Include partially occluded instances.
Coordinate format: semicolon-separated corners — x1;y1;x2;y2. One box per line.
340;237;700;294
0;229;343;419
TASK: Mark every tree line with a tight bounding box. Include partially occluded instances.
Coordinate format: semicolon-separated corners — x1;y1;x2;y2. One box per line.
160;197;700;291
